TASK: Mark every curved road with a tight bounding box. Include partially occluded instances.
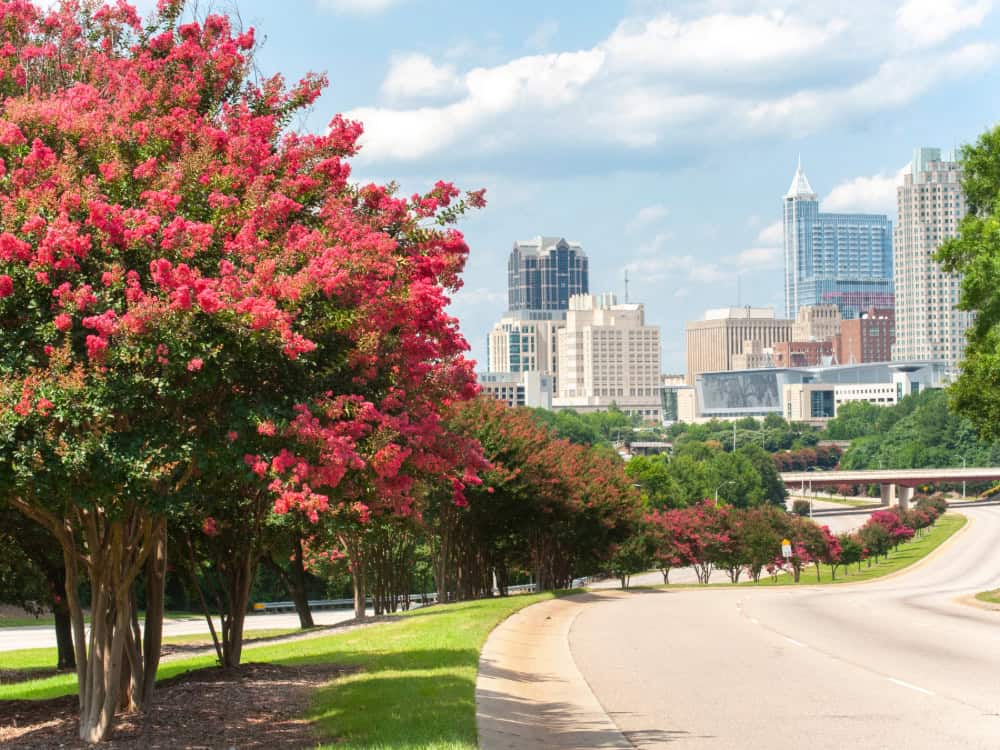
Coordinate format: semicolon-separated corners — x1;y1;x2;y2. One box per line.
569;506;1000;749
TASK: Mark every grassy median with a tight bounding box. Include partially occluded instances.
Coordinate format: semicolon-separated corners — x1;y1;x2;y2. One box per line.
975;589;1000;605
747;512;966;586
1;593;556;748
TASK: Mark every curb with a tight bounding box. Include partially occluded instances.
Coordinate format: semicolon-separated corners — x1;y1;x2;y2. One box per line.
476;592;632;750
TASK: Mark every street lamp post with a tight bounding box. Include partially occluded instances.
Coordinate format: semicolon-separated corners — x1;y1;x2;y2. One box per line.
714;480;735;506
962;456;967;499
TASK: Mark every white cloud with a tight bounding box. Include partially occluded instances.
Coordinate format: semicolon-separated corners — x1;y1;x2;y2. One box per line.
317;0;403;14
756;221;783;246
348;6;998;164
821;164;910;214
382;53;461;101
628;204;670;233
354;49;605;160
745;42;997;134
896;0;992;47
526;20;559;51
624;255;725;283
737;246;784;270
451;287;505;306
603;11;845;76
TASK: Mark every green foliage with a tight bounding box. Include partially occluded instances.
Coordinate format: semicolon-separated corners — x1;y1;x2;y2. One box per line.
526;406;639;445
791;500;811;516
607;533;656;589
667;415;819;453
935;125;1000;441
625;442;785;509
837;389;1000;470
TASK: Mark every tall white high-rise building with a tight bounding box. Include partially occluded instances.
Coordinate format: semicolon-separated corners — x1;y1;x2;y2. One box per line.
892;148;972;367
553;293;662;420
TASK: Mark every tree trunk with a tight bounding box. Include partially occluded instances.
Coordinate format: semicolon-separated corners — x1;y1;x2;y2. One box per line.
351;559;366;620
288;537;315;629
50;570;76;671
220;549;255;669
139;524;166;709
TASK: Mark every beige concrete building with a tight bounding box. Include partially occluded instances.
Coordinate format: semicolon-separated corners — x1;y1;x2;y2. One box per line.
684;307;792;384
477;371;554;409
893;148;972;368
554;293;662;420
784;380;912;425
732;339;773;370
487;311;564;380
792;304;842;342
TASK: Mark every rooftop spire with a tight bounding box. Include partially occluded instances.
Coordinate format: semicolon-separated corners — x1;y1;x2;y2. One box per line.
786;157;816;199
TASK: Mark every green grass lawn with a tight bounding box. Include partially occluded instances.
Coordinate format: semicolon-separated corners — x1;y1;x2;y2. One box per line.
808;495;880;508
1;593;557;749
975;588;1000;605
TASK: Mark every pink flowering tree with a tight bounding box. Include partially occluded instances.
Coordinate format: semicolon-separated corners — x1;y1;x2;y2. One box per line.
0;1;483;741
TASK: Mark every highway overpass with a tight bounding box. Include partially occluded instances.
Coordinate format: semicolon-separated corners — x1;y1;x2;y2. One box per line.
781;467;1000;508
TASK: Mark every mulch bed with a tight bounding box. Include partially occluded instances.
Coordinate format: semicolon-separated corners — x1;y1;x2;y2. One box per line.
0;662;352;749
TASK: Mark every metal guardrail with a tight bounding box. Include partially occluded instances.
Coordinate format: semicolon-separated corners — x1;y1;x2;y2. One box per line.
252;577;592;612
253;592;438;613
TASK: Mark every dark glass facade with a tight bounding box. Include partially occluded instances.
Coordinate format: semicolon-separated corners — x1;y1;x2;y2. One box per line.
508;237;588;311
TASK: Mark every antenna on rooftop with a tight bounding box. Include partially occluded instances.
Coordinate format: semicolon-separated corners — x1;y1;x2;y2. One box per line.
624;268;630;304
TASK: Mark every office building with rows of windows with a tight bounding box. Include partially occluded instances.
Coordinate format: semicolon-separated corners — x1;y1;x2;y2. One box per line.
892;148;972;368
784;161;894;320
507;236;588;311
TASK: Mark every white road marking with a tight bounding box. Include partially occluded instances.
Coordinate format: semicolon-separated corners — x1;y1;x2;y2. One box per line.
888;677;935;696
785;637;805;647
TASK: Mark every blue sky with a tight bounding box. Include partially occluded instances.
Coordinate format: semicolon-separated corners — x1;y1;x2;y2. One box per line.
159;0;1000;371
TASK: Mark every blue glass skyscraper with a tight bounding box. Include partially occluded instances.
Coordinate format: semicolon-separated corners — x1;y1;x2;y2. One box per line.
783;161;894;320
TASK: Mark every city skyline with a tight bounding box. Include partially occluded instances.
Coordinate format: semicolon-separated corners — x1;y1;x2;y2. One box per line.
151;0;1000;372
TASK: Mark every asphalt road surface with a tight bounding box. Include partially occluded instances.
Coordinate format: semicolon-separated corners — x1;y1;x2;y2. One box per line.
570;506;1000;749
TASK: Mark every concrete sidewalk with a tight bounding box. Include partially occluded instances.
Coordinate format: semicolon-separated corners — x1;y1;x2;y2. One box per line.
476;592;631;749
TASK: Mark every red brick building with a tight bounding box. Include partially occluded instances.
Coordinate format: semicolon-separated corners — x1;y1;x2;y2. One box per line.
833;308;895;364
773;340;834;368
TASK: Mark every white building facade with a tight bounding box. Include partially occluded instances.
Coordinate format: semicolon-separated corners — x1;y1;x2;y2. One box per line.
893;148;973;368
553;293;662;420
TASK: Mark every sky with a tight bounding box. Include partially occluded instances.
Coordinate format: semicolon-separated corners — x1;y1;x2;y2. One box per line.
148;0;1000;371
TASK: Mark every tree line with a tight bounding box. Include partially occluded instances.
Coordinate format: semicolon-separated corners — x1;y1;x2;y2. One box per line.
614;494;948;589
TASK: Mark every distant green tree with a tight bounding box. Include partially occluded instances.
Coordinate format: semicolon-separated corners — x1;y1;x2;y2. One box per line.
839;390;999;470
936;125;1000;441
625;455;683;509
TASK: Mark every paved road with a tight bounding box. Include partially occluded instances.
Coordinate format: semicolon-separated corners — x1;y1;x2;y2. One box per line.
0;608;368;652
570;506;1000;749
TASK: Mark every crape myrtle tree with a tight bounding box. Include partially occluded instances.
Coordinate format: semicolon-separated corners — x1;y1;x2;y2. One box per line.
436;397;642;596
0;1;484;741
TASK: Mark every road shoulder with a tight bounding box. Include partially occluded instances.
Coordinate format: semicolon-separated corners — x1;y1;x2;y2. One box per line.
476;591;631;750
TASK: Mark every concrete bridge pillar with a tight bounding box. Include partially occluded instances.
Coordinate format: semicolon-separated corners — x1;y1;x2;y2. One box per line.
897;486;914;511
880;483;896;507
